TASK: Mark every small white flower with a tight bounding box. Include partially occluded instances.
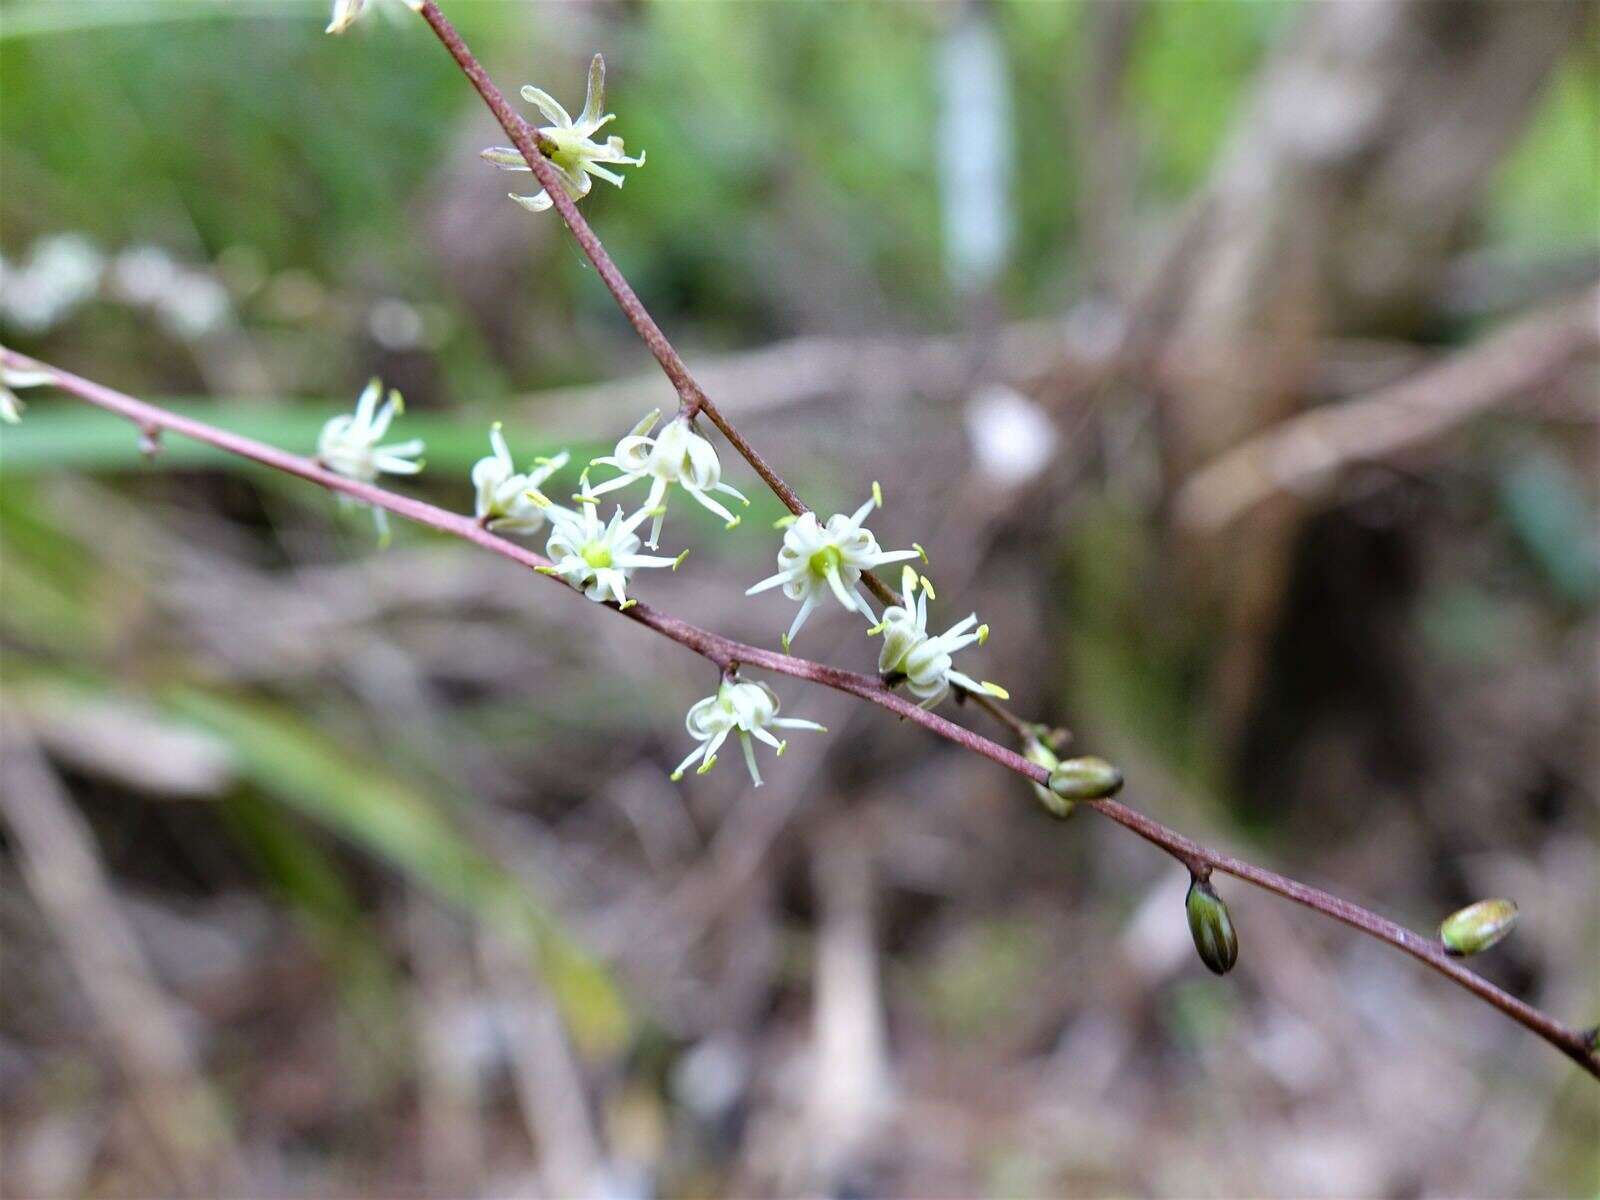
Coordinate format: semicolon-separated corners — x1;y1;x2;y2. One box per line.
670;677;826;787
872;566;1007;708
585;409;748;549
482;54;645;213
326;0;421;35
472;423;569;537
0;354;56;424
541;472;682;606
316;378;425;541
745;485;919;647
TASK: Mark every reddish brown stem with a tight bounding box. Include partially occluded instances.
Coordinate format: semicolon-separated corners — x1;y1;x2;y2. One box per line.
396;2;1600;1080
11;348;1597;1080
416;2;806;519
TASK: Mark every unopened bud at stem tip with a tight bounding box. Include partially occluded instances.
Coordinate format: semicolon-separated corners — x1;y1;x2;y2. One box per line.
1439;898;1518;957
1186;877;1239;976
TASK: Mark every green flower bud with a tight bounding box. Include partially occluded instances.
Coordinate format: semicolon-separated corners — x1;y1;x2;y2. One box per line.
1439;899;1518;957
1185;878;1238;976
1023;736;1072;819
1047;756;1124;803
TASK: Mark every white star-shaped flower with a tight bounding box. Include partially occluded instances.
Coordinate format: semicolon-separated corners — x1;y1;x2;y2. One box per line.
316;378;425;542
670;677;826;787
540;472;683;606
482;54;645;214
472;423;569;537
872;566;1007;708
585;409;748;549
745;485;919;647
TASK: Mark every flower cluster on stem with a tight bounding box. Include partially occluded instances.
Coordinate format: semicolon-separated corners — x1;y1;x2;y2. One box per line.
12;8;1596;1074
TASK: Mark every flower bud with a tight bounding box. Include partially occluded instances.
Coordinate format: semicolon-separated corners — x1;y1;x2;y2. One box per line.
1023;736;1071;819
1048;756;1124;803
1185;878;1238;976
1439;899;1518;957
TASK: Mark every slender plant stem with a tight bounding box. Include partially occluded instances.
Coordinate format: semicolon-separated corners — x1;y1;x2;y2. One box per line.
9;348;1597;1079
398;1;1600;1078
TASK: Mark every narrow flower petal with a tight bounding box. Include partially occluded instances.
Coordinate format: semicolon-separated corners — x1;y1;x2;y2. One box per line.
740;732;763;787
577;53;606;131
520;85;573;128
746;571;792;596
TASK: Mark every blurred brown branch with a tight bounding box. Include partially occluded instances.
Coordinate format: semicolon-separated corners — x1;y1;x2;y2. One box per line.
1176;287;1600;530
0;727;242;1195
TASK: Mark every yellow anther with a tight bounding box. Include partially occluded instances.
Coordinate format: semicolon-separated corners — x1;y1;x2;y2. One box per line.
981;681;1010;700
871;480;883;507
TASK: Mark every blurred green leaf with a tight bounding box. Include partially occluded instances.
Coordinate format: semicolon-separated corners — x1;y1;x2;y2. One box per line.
0;1;293;41
218;791;410;1094
0;478;116;654
0;402;598;475
1498;451;1600;608
164;687;631;1055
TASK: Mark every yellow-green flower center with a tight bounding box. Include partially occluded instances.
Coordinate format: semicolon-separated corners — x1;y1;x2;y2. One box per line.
582;543;613;569
808;544;843;578
547;132;587;174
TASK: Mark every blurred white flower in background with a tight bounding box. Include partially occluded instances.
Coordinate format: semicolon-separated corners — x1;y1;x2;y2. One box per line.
110;246;231;340
482;54;645;213
0;234;104;333
0;237;234;342
963;383;1057;487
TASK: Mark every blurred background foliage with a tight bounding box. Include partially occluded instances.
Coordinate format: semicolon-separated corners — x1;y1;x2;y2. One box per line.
1;1;1597;1196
